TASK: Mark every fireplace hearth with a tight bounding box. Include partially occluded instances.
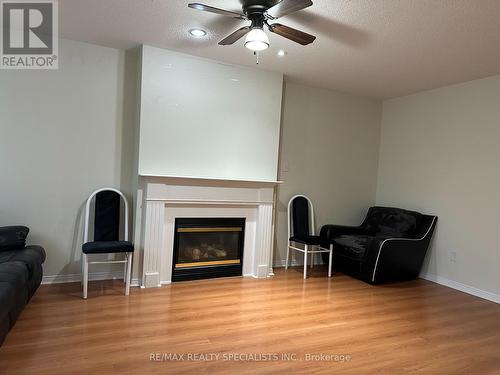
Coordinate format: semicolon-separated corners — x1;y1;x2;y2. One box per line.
172;218;245;281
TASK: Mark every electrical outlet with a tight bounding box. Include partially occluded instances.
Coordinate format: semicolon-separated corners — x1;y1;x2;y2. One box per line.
450;251;457;263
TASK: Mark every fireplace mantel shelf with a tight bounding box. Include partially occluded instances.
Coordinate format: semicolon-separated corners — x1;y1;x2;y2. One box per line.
139;173;283;185
146;198;274;205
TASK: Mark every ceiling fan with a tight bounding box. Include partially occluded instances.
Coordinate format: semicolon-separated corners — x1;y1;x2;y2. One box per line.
188;0;316;52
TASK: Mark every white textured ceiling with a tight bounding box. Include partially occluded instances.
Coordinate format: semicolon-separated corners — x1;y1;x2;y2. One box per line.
59;0;500;98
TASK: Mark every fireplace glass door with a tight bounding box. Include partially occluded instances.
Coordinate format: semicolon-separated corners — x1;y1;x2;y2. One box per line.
172;218;245;281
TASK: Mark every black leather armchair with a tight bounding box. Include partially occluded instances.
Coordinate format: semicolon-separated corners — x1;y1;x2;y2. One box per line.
320;207;437;284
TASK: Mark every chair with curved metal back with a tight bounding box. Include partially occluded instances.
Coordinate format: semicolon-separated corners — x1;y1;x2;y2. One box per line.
286;195;333;279
81;188;134;299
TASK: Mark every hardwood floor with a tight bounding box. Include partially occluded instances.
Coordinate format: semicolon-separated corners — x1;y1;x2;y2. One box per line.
0;267;499;375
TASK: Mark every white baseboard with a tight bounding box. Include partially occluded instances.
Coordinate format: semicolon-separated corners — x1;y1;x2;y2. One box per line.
42;271;141;287
420;273;500;304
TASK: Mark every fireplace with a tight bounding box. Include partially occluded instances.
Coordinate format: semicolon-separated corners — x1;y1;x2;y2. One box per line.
172;218;245;281
140;178;276;286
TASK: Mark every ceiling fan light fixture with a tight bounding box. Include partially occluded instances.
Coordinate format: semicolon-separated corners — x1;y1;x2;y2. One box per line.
244;28;269;51
188;1;316;51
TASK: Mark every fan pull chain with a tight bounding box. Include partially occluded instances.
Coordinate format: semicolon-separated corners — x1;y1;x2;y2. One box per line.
254;51;259;65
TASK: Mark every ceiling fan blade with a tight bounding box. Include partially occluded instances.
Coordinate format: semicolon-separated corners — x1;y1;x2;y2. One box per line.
268;23;316;45
219;26;252;45
188;3;245;19
266;0;313;19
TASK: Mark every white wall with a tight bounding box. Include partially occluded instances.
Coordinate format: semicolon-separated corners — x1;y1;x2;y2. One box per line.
274;83;382;265
377;74;500;298
0;39;137;279
138;46;283;182
4;37;497;302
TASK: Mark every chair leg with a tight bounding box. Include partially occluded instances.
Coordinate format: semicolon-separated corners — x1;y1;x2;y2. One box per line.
81;254;84;286
285;244;290;270
303;245;308;279
310;252;314;269
328;244;333;278
82;254;88;299
125;253;133;296
123;260;127;282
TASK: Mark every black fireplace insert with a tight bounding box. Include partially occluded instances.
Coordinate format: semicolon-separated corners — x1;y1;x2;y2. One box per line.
172;218;245;281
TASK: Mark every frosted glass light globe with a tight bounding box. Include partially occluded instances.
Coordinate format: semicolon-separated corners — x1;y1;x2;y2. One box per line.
244;28;270;51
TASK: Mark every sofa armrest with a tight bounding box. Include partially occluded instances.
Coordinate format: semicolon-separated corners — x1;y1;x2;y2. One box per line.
0;226;29;252
362;216;438;284
320;224;367;246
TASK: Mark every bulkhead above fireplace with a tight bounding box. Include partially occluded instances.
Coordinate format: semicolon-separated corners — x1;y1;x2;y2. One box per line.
172;218;245;281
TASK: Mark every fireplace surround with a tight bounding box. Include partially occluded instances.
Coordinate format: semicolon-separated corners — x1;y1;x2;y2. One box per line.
139;176;279;287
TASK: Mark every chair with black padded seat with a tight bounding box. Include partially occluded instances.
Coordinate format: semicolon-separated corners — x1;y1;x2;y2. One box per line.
81;188;134;299
286;195;333;279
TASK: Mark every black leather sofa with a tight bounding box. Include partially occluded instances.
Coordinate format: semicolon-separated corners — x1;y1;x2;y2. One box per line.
320;207;437;284
0;226;45;346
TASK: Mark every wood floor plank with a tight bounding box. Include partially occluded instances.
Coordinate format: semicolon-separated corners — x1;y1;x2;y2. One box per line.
0;267;499;374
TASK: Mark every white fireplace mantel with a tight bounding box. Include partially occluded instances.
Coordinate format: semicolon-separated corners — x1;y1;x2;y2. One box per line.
139;176;280;287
